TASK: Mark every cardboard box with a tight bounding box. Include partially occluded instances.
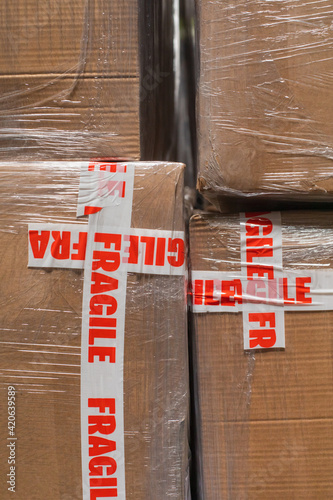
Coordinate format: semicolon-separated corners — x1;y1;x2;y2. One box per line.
196;0;333;204
0;1;140;160
190;211;333;499
0;161;189;499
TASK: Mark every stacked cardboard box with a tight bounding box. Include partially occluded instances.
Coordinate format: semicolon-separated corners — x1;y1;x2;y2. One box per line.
196;0;333;207
0;1;178;162
0;161;189;499
190;211;333;499
0;1;140;160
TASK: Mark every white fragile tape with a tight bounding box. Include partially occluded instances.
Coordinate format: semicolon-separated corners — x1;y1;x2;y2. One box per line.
28;223;88;268
240;212;285;349
191;269;333;312
77;161;130;218
28;224;185;276
80;162;135;500
191;211;333;351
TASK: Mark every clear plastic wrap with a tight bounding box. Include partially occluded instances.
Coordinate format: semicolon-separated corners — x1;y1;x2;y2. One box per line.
196;0;333;205
0;161;189;499
0;1;140;160
0;1;180;163
190;211;333;499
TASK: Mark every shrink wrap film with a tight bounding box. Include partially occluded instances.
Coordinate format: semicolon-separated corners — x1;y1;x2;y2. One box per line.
0;1;177;162
0;161;189;499
190;211;333;499
196;0;333;205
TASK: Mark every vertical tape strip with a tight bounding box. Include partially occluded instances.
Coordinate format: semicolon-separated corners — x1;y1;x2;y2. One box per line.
240;212;285;350
80;163;135;500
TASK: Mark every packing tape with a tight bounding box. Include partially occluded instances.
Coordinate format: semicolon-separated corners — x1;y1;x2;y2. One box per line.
191;212;333;350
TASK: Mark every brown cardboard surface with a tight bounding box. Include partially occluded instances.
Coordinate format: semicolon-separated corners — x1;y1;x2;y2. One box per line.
203;420;333;499
0;0;138;77
0;0;140;160
196;0;333;203
0;161;188;499
0;76;140;160
190;212;333;499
